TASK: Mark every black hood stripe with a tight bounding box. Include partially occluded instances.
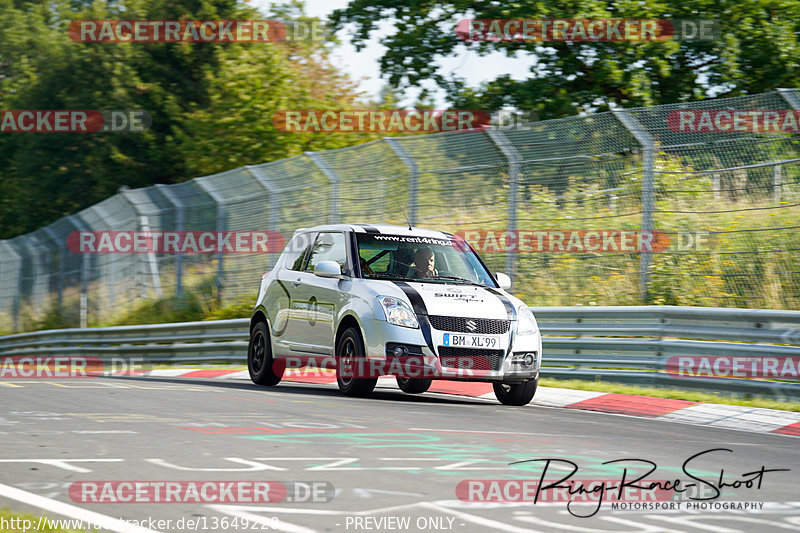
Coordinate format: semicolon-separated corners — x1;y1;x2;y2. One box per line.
485;287;517;359
393;281;427;315
392;281;435;353
356;224;380;234
485;287;517;321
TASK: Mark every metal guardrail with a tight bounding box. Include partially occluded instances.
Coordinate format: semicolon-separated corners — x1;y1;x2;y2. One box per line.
533;306;800;399
1;307;799;399
0;319;250;362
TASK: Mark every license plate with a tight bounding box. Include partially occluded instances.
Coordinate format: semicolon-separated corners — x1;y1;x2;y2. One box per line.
443;333;499;348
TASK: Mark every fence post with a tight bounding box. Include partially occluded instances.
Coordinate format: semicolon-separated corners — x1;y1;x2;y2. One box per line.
776;89;800;205
67;215;90;328
306;152;340;224
385;139;418;225
155;184;185;298
2;241;22;332
42;227;65;310
194;178;228;303
117;188;163;299
88;204;117;311
613;109;655;302
246;166;281;267
487;129;520;278
140;216;163;298
18;235;46;317
777;87;800;110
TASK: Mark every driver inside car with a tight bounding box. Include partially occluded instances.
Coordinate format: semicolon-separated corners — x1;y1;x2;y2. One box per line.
412;247;438;279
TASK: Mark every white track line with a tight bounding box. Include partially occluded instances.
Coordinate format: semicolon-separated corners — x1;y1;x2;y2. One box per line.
0;482;159;533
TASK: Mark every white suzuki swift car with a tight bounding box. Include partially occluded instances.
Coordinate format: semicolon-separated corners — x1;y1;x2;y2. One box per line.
248;224;542;405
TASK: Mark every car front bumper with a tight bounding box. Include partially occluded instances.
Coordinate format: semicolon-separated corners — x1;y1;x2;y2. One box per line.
361;317;541;382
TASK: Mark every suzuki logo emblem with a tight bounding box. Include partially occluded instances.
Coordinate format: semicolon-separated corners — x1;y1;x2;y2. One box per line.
465;319;478;332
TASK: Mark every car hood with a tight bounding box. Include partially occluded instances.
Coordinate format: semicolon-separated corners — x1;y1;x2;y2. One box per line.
392;281;514;320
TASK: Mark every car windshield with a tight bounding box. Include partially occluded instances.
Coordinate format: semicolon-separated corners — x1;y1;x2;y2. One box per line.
356;233;496;286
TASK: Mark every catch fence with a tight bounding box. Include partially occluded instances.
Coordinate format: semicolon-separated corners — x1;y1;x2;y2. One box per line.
1;90;799;331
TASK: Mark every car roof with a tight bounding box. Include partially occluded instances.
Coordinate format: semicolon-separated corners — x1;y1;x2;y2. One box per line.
296;223;453;239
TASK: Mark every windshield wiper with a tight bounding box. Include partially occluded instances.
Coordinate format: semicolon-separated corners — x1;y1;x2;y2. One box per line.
366;272;415;281
433;275;489;286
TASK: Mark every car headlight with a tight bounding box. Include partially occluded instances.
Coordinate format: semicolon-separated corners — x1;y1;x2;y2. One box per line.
378;296;419;329
516;305;538;335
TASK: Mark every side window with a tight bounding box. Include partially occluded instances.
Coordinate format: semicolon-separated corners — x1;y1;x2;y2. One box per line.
359;249;391;276
282;233;314;271
305;232;348;273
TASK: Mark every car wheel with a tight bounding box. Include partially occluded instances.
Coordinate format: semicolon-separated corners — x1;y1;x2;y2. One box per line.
396;376;432;394
336;327;377;397
248;321;283;386
493;376;537;406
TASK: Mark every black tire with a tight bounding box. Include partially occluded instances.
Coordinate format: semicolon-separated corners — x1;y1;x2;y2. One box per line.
248;321;283;386
396;376;433;394
336;327;377;397
493;376;538;406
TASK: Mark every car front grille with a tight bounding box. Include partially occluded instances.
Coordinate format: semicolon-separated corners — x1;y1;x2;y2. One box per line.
428;315;510;334
437;347;505;371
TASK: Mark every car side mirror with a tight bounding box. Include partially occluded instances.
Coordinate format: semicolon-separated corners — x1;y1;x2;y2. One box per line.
314;260;344;278
495;272;511;290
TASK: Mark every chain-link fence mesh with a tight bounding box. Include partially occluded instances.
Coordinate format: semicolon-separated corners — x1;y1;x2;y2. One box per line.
2;89;799;331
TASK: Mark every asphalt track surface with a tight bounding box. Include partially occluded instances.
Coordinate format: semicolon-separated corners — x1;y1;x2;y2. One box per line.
0;376;798;533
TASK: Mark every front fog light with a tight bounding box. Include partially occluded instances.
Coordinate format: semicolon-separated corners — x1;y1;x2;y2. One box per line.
393;345;409;357
511;352;537;366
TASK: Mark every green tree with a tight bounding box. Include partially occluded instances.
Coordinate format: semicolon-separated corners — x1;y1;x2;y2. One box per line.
330;0;800;118
176;3;370;174
0;0;368;238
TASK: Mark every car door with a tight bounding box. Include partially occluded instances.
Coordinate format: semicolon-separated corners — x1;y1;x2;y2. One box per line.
291;231;351;354
271;232;315;356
